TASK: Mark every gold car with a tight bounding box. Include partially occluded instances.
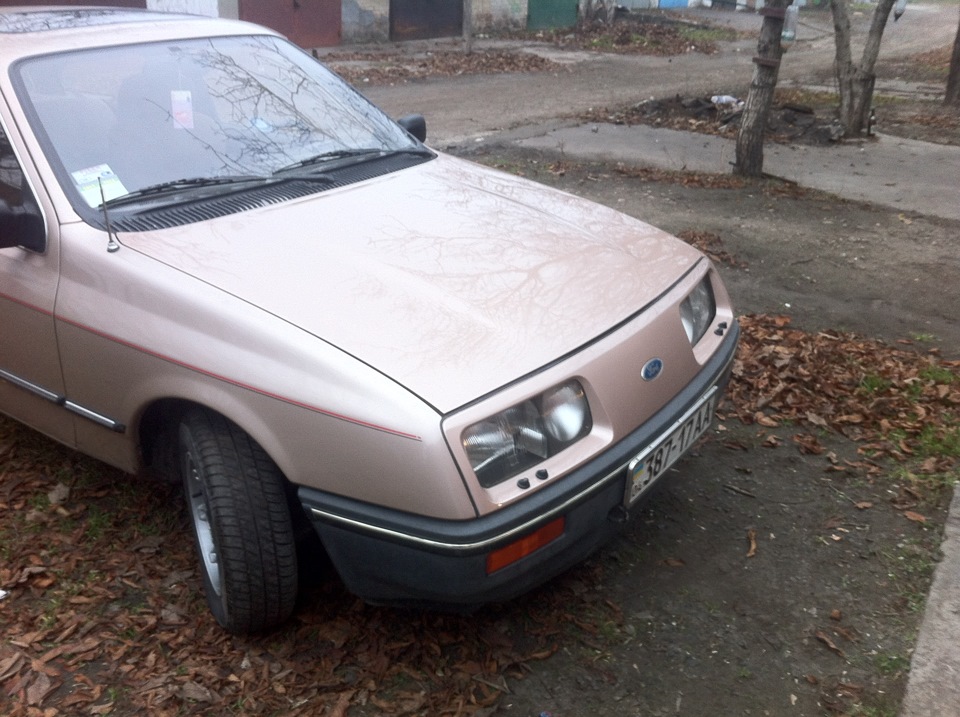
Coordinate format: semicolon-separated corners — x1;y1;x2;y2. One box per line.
0;7;737;633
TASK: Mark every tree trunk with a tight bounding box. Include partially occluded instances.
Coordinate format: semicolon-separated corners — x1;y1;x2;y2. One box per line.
734;0;792;178
831;0;897;137
946;6;960;106
580;0;610;27
463;0;474;54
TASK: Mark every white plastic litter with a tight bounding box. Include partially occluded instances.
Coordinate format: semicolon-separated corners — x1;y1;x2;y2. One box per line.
711;95;739;106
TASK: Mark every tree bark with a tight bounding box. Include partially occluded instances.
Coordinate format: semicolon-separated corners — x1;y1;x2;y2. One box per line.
946;6;960;106
734;0;792;178
831;0;897;137
463;0;474;54
580;0;610;26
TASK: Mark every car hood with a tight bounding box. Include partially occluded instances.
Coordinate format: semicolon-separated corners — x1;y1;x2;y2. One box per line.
120;154;702;412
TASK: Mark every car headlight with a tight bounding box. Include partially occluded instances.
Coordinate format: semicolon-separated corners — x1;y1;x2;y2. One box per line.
680;277;716;345
462;380;592;488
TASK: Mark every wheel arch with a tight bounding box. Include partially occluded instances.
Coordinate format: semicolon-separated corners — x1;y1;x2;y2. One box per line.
136;394;290;486
138;395;317;538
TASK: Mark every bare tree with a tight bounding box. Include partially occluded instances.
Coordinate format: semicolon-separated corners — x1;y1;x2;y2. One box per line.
946;5;960;106
734;0;792;178
580;0;612;27
830;0;897;137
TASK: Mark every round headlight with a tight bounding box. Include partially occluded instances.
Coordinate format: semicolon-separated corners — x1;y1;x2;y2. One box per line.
462;419;513;470
541;381;589;443
680;279;716;345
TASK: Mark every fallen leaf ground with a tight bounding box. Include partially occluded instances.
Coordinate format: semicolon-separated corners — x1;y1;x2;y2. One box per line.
2;315;957;716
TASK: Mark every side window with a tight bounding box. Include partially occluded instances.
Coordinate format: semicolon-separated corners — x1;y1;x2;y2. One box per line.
0;121;24;207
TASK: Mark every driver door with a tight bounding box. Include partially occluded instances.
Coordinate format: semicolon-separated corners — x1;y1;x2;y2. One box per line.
0;112;72;445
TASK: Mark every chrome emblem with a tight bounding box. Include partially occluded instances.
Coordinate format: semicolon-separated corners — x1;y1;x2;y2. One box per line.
642;358;664;381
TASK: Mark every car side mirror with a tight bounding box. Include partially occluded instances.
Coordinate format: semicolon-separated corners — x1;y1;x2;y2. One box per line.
397;114;427;143
0;199;45;252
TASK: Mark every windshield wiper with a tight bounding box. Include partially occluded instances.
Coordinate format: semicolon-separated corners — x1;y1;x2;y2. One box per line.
272;148;387;175
273;146;435;176
101;175;267;208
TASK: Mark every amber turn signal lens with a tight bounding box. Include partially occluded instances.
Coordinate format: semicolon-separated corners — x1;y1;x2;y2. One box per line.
486;517;565;574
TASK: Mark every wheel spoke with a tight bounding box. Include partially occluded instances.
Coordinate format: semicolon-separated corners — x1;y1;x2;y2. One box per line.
185;456;222;596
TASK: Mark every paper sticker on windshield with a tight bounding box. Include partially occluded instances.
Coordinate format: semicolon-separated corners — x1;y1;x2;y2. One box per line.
72;164;128;207
171;90;194;130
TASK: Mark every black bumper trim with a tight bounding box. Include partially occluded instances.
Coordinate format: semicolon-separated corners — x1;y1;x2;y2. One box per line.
298;321;739;556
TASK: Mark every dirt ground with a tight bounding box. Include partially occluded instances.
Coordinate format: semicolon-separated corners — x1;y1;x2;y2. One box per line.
3;7;959;717
487;423;944;717
449;146;959;717
446;25;960;713
370;8;960;713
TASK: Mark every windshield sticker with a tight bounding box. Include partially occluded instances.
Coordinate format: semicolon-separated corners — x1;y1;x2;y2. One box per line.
171;90;194;130
72;164;128;207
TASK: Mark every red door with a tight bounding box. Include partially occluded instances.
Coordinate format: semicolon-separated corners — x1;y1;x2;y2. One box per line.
239;0;341;48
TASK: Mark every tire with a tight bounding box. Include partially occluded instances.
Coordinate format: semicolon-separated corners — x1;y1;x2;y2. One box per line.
179;409;298;633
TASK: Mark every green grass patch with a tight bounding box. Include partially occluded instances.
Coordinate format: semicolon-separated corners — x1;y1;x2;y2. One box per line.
858;373;893;395
678;26;739;43
874;651;910;675
918;364;958;385
917;422;960;459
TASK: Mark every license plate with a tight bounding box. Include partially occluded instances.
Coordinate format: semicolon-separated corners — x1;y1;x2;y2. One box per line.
625;387;718;506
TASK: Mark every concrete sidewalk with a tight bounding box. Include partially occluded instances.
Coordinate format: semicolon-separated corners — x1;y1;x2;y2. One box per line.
901;488;960;716
511;122;960;222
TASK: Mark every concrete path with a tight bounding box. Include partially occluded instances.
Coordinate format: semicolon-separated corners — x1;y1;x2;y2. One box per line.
902;488;960;716
514;123;960;222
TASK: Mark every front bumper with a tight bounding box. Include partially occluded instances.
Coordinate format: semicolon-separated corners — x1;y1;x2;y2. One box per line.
298;321;739;608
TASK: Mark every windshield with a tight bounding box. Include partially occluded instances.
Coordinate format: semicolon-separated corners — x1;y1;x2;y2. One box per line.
13;34;420;209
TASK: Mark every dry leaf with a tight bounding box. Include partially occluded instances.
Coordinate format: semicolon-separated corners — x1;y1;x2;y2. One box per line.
814;630;845;658
746;529;757;558
755;414;779;427
904;511;927;523
25;672;56;706
328;690;355;717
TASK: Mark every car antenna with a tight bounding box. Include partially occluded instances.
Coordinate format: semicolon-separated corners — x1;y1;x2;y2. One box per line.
98;177;120;253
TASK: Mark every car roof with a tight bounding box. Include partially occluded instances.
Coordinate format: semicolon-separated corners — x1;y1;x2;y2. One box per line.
0;6;276;65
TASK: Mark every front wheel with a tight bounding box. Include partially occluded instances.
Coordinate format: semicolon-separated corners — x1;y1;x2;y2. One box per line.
179;409;298;633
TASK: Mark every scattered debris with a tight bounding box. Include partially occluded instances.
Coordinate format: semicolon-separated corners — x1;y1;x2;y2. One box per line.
581;93;846;146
